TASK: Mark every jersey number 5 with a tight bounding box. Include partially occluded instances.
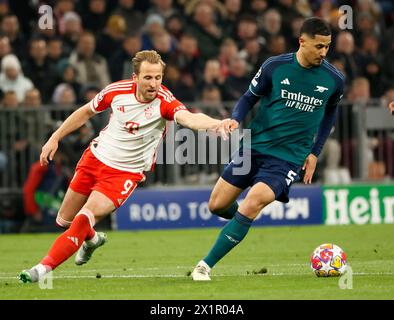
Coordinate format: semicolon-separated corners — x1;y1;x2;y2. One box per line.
285;170;297;186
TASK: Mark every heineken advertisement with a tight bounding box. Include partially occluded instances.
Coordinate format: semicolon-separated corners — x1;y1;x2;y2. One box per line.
323;185;394;225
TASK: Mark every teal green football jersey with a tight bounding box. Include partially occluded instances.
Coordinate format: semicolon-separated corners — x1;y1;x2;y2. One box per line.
246;52;345;166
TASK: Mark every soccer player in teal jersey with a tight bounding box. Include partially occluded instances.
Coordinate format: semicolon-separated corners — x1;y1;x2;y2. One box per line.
191;17;345;280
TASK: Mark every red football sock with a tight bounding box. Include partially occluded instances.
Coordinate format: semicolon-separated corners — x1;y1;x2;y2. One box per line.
86;227;96;240
56;213;96;240
41;208;95;270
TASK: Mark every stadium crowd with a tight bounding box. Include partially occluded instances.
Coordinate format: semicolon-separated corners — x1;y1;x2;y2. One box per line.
0;0;392;106
0;0;393;231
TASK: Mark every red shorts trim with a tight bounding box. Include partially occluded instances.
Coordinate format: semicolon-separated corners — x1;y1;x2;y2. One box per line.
69;148;145;208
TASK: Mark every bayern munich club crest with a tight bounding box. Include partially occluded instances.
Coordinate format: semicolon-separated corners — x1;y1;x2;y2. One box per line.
144;105;154;119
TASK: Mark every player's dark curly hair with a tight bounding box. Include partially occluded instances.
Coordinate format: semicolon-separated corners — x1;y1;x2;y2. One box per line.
300;17;331;38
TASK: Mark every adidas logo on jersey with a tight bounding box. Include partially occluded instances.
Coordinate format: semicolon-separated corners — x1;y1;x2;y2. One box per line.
281;78;290;85
67;236;79;246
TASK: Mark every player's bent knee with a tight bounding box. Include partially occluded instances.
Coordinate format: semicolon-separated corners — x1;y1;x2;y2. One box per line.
208;198;226;215
239;197;269;219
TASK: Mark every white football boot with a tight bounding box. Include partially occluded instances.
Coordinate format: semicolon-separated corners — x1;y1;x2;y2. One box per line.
75;232;107;265
191;260;211;281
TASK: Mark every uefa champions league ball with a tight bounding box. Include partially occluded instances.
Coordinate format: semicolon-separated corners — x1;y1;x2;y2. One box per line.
310;243;347;277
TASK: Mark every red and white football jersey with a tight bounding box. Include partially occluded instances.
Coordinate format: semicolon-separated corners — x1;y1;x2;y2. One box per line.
89;80;187;173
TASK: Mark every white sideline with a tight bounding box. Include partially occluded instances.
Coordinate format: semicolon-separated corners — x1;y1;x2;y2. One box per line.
2;271;394;280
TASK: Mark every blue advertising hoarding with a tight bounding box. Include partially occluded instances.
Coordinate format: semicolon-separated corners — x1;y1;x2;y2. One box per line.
115;185;323;230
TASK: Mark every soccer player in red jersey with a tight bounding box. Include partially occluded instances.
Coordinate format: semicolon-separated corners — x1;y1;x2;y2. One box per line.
19;50;233;283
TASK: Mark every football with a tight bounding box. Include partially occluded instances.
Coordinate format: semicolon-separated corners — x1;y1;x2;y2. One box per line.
310;243;347;277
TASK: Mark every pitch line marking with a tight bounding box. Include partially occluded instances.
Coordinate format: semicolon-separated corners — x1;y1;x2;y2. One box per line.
2;272;394;280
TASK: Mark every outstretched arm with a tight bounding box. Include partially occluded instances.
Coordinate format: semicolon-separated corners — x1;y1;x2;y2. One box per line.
40;103;95;166
175;110;238;140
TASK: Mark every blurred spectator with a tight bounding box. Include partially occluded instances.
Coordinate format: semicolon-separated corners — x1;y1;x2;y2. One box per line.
164;63;195;101
354;0;383;43
272;0;300;35
187;2;223;62
148;0;180;20
81;0;109;33
200;84;228;118
141;13;166;50
21;143;72;232
342;77;380;179
69;32;111;89
21;88;54;129
235;15;259;48
267;34;287;56
381;87;394;109
80;85;100;104
331;31;360;83
165;13;185;41
222;56;249;101
314;0;338;24
0;54;33;102
23;88;42;108
184;0;226;21
197;59;225;98
357;34;384;97
173;32;200;84
52;83;77;106
239;37;265;75
112;0;145;36
22;38;58;103
109;34;142;81
2;90;18;108
221;0;242;37
151;30;176;62
96;14;127;61
218;38;239;78
329;56;347;81
0;35;11;63
62;120;95;166
54;0;76;34
318;129;352;184
246;0;268;15
379;87;394;177
381;37;394;91
0;0;10;18
60;11;83;56
295;0;313;17
47;37;64;66
259;9;282;44
286;14;305;52
78;84;107;134
56;60;82;102
1;14;26;59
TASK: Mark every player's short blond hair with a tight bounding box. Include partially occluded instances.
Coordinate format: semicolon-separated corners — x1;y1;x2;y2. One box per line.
132;50;166;74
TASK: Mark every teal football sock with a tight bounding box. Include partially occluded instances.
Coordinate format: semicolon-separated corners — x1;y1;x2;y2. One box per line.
204;211;253;268
212;201;239;219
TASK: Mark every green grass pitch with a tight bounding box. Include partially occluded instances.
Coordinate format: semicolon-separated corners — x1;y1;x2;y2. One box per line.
0;224;393;300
